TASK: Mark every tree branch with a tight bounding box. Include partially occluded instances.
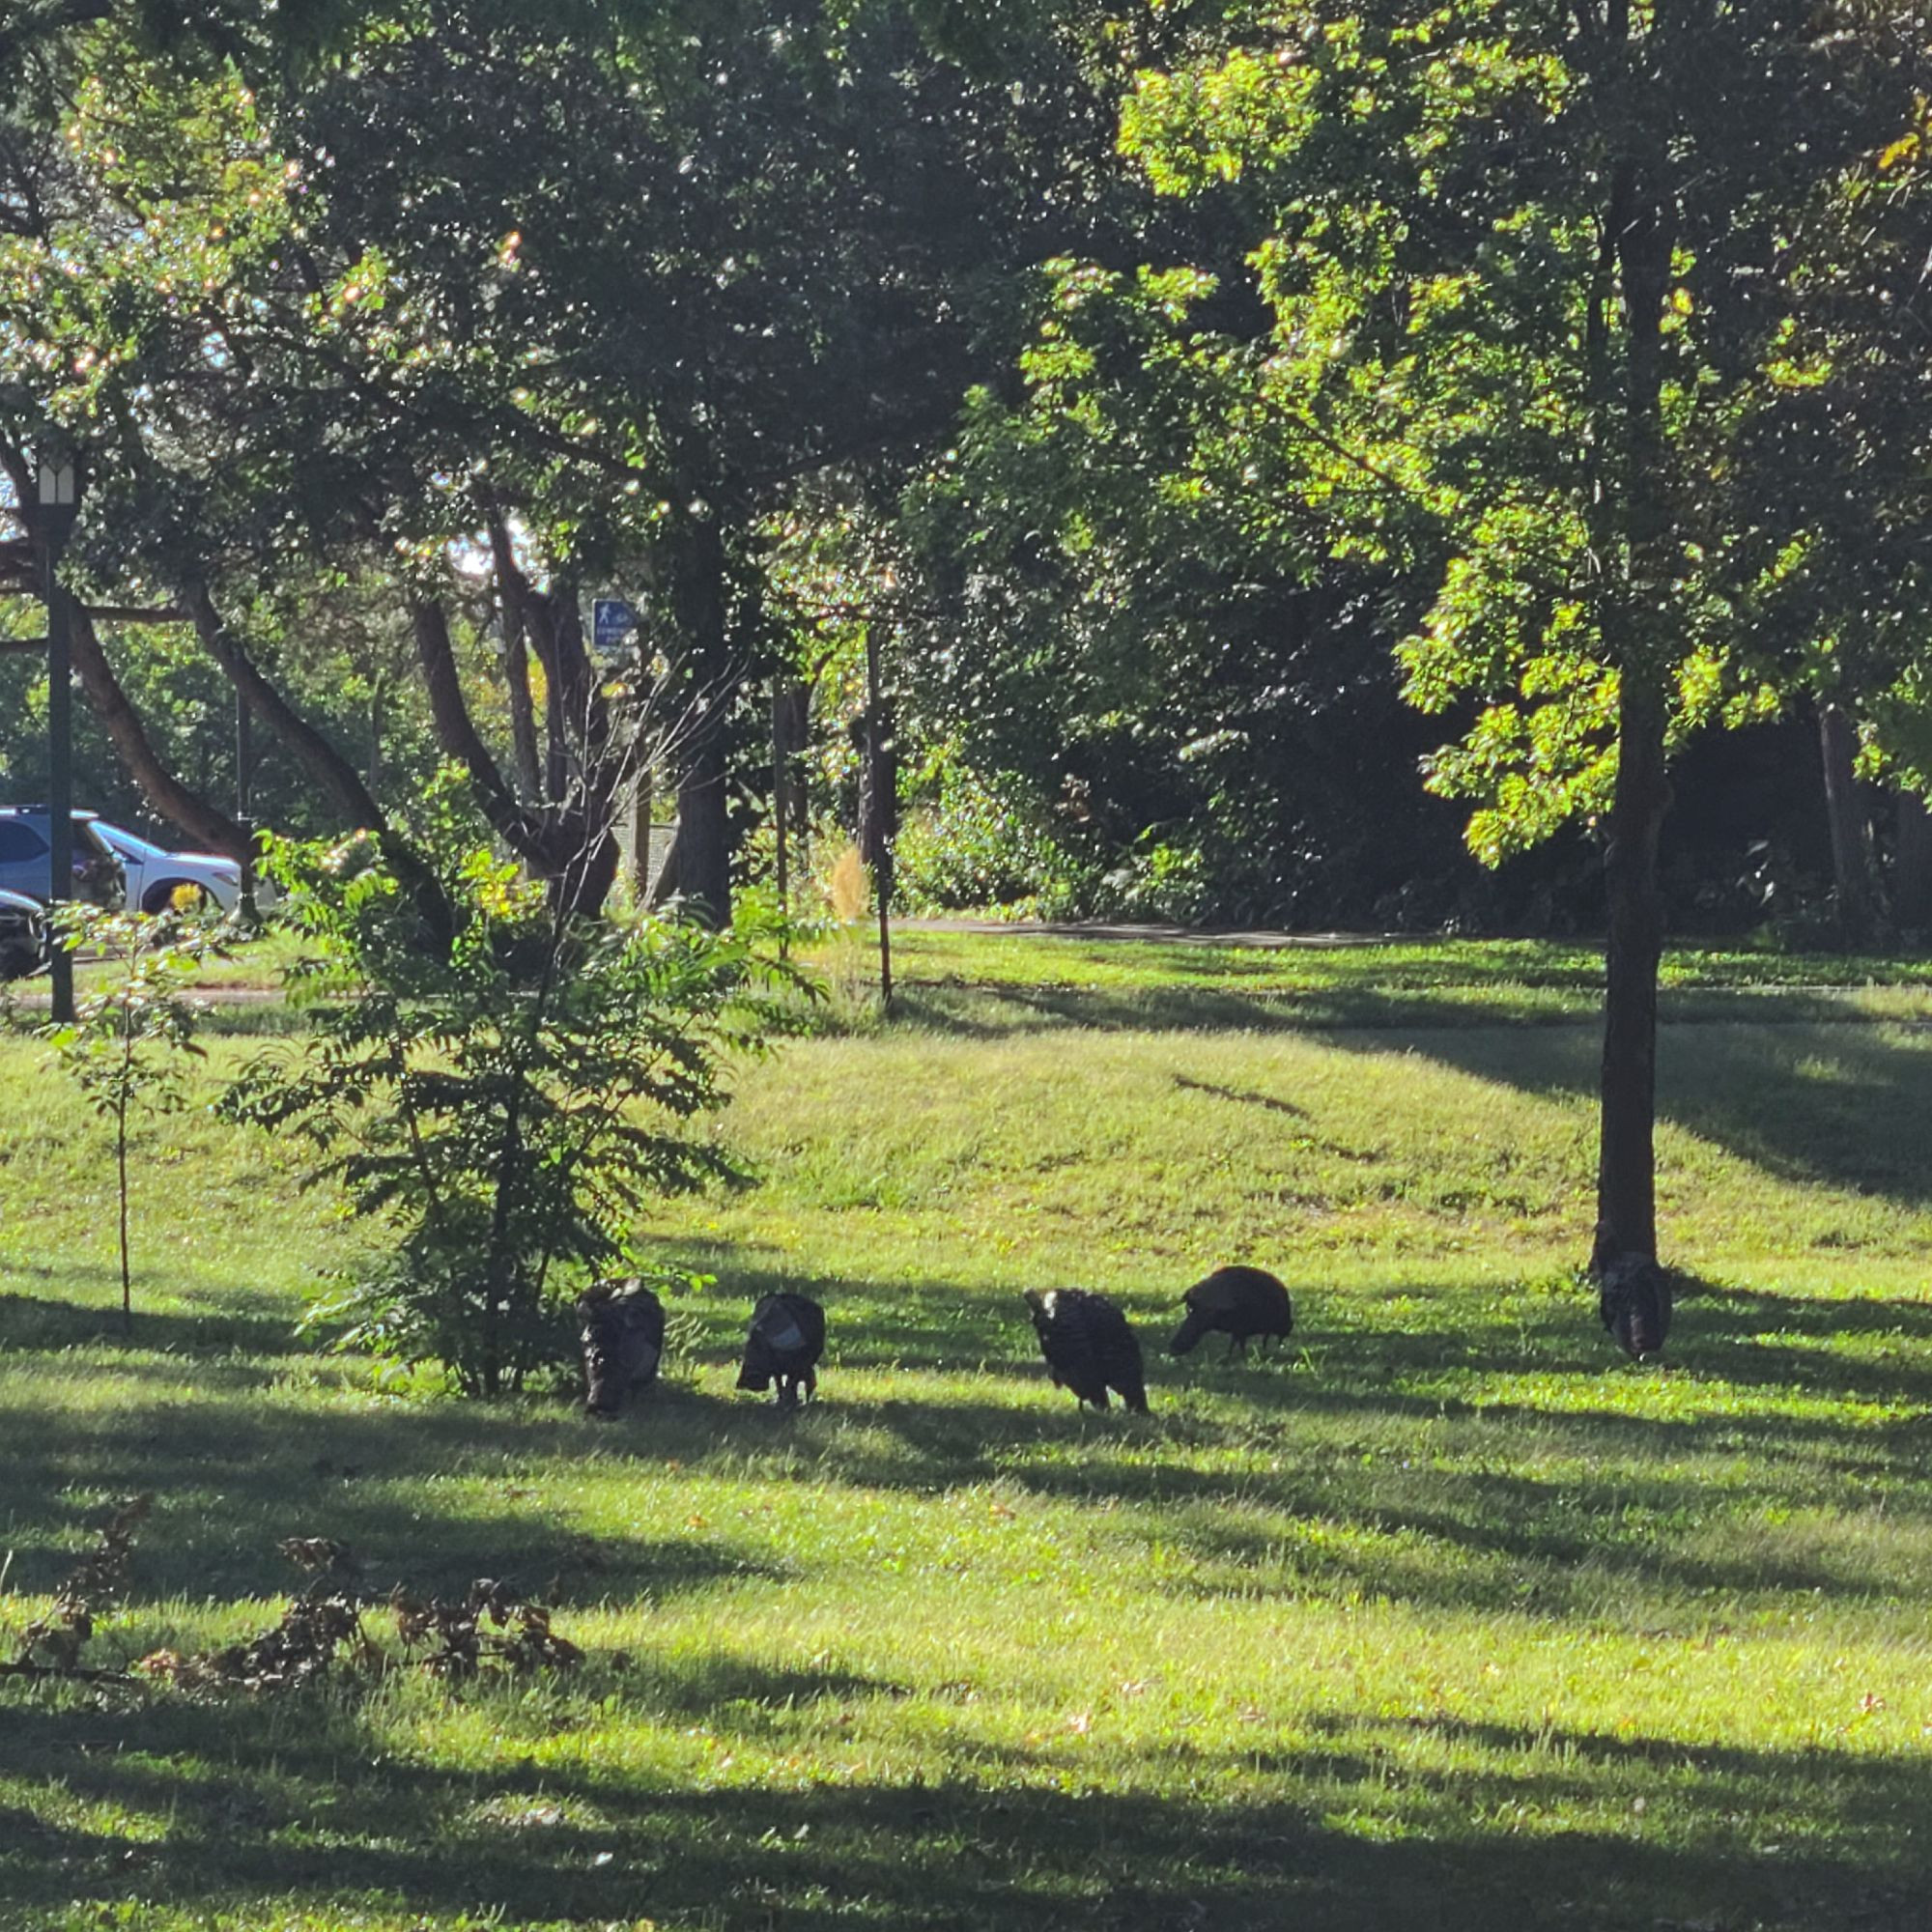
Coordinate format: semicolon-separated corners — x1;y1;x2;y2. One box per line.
185;581;385;829
67;600;251;861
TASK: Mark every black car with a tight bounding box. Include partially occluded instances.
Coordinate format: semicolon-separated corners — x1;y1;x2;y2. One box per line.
0;887;46;980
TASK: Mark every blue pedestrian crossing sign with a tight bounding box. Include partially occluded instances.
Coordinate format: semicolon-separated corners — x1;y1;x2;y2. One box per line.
592;598;638;660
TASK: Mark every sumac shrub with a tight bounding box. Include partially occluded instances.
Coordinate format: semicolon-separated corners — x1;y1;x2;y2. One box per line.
223;834;806;1395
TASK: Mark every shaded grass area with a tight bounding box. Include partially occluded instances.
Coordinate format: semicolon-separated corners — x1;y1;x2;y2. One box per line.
5;934;1932;1929
18;919;1932;1037
865;926;1932;1034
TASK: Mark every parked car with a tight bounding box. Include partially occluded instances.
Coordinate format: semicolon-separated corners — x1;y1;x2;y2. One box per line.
0;887;45;980
0;809;125;907
89;820;251;914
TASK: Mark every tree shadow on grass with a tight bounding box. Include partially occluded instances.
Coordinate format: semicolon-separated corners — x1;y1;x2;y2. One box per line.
1172;1073;1310;1118
894;977;1604;1037
0;1378;809;1605
7;1250;1932;1620
1;1690;1927;1930
653;1248;1932;1418
0;1288;310;1358
890;969;1918;1042
805;1382;1932;1617
891;968;1932;1215
1325;1018;1932;1212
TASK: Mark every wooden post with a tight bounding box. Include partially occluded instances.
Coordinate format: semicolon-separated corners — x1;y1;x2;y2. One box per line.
235;684;258;921
863;628;895;1016
44;569;74;1022
772;684;789;957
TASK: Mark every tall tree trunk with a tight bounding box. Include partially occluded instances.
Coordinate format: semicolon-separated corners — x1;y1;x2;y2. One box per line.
666;514;737;925
775;679;811;867
543;654;570;803
772;685;790;933
1818;700;1875;944
67;601;248;860
1594;673;1671;1271
1895;787;1932;933
862;634;897;1015
1593;118;1675;1275
486;514;544;801
646;816;683;908
502;639;542;800
412;598;550;849
676;728;732;926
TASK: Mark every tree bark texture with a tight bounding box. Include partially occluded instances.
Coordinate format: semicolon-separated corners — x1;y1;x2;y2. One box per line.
1817;700;1874;943
1894;787;1932;932
1594;673;1671;1272
368;683;385;795
863;631;897;1011
412;598;551;850
646;815;683;907
664;514;737;925
676;730;732;926
1592;111;1675;1274
775;680;811;864
486;513;544;800
631;766;653;901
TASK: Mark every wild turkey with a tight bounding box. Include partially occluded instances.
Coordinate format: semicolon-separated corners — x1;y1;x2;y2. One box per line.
737;1293;826;1408
1599;1253;1671;1360
1170;1264;1294;1360
576;1279;667;1417
1023;1289;1149;1412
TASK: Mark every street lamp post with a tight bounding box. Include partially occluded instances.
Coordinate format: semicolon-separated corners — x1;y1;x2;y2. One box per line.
235;681;258;923
29;456;82;1023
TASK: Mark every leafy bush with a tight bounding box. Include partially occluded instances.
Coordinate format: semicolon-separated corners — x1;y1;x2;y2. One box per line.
894;761;1091;918
1093;831;1216;925
223;835;807;1396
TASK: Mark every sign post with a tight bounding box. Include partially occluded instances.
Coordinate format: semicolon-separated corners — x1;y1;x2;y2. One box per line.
28;457;82;1023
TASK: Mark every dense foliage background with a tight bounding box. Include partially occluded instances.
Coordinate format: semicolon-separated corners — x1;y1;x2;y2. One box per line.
5;0;1920;945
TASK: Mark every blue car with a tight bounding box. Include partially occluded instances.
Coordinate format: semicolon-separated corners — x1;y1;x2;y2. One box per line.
0;808;125;908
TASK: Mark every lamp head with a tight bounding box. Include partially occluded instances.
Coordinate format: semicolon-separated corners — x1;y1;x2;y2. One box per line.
25;451;83;554
36;459;79;510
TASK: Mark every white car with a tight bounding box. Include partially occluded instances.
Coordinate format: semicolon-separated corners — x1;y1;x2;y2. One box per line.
92;821;251;914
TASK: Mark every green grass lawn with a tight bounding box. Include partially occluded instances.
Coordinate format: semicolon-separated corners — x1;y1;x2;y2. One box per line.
5;930;1932;1930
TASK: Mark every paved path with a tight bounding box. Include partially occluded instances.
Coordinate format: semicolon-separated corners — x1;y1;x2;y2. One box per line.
8;982;283;1009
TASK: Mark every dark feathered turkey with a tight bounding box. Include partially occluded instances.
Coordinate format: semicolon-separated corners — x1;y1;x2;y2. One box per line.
737;1292;826;1408
1024;1289;1148;1412
1599;1253;1671;1360
1170;1265;1294;1360
577;1279;667;1417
